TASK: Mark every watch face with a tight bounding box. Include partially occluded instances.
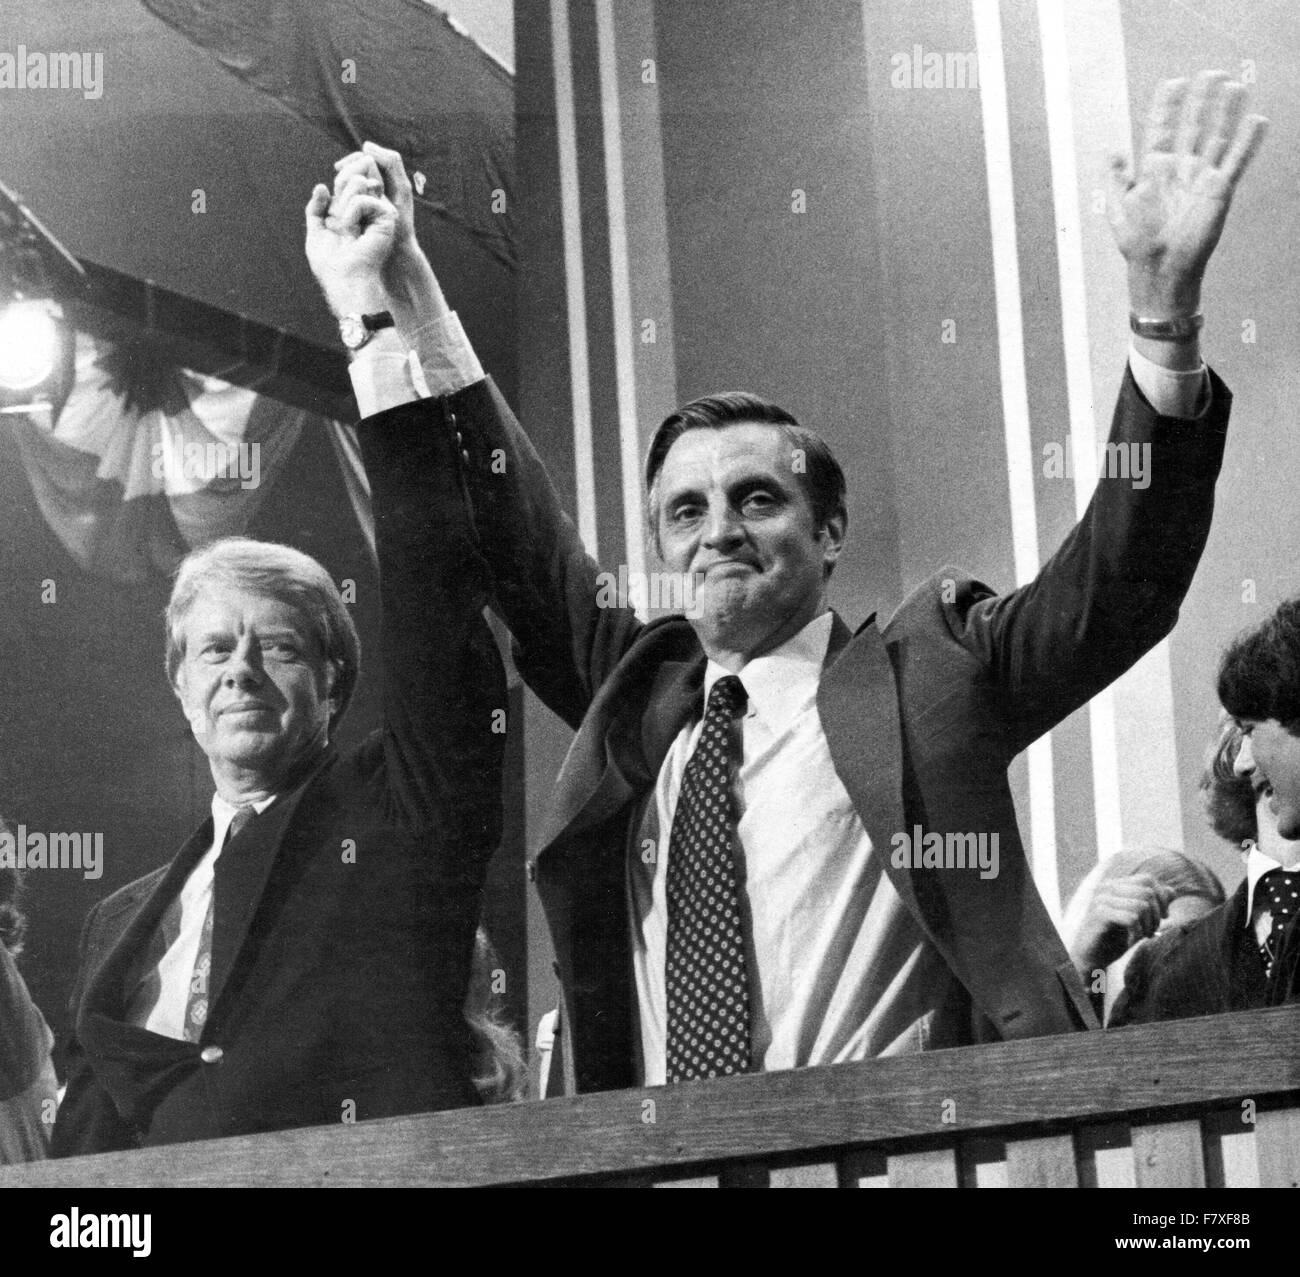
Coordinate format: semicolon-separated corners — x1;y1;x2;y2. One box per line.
339;315;366;349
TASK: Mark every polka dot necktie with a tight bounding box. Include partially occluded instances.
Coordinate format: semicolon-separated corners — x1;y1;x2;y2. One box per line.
1259;867;1300;981
183;805;255;1043
666;674;750;1083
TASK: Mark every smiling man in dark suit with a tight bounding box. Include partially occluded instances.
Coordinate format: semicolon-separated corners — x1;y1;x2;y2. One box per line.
337;71;1261;1092
51;174;507;1154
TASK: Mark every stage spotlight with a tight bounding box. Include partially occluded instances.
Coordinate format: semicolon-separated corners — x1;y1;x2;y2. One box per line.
0;298;65;391
0;177;84;414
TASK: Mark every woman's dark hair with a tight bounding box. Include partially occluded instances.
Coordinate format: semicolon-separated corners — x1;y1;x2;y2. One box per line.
644;391;848;564
0;816;27;956
1200;714;1258;849
1218;598;1300;733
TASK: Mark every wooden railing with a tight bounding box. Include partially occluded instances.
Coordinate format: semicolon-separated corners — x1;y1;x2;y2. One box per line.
4;1006;1299;1187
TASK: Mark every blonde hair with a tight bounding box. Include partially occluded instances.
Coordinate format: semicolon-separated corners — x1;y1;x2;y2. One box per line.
464;928;527;1103
0;816;26;956
1061;845;1225;948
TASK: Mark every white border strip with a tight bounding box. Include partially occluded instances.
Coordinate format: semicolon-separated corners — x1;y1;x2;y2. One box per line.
1037;0;1122;861
595;0;648;598
973;0;1060;917
551;0;599;556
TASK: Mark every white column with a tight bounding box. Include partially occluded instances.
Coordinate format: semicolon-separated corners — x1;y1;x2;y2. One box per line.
974;0;1060;917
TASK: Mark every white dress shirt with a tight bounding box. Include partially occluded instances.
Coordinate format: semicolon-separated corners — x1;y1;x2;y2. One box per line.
630;611;952;1082
129;792;274;1039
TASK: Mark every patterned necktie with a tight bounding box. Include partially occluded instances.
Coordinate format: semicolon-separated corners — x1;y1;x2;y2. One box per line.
183;804;255;1043
1259;867;1300;981
666;674;750;1082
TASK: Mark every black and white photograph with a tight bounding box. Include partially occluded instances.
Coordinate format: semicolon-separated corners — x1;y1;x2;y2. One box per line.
0;0;1295;1241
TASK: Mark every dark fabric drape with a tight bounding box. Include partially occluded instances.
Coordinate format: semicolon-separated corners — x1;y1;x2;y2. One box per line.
141;0;516;268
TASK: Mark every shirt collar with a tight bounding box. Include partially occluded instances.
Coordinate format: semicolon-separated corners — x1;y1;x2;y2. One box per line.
703;610;833;732
1243;842;1285;927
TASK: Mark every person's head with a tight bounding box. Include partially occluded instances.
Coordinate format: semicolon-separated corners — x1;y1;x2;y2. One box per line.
164;538;360;789
1200;713;1258;850
0;816;27;957
644;392;847;661
1108;847;1226;928
1061;845;1226;950
1062;845;1225;1018
1219;599;1300;842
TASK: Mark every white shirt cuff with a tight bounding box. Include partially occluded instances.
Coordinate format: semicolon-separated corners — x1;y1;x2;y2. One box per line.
408;310;485;398
348;328;419;419
1128;342;1209;420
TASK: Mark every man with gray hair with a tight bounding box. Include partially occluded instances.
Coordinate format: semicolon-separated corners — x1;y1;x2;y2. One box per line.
52;181;507;1154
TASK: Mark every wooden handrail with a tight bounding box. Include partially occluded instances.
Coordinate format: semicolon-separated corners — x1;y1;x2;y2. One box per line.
5;1007;1299;1187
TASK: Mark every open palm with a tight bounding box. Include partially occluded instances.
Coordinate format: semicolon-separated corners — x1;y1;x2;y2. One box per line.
1109;72;1266;312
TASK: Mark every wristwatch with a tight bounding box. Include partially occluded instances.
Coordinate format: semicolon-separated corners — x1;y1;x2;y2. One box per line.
1129;312;1204;341
338;310;395;351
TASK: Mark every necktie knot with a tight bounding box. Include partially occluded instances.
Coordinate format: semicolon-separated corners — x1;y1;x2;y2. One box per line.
706;674;747;722
224;805;257;848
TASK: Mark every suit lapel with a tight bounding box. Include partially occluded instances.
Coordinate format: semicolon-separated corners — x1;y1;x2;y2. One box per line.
537;621;705;857
536;716;638;851
823;610;854;666
816;615;914;913
82;821;216;1023
87;746;339;1029
1222;880;1267;1009
640;656;705;772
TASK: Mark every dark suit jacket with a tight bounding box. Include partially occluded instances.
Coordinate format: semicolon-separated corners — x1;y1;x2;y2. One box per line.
450;366;1231;1093
1109;879;1300;1026
53;395;506;1156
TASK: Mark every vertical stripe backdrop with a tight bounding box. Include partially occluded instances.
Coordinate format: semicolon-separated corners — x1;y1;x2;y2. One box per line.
526;0;1187;947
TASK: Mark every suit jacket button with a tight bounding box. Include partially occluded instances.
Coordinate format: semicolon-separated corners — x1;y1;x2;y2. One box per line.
200;1045;224;1064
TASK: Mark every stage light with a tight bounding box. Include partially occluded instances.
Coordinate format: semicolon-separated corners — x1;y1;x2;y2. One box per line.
0;177;84;413
0;298;64;391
